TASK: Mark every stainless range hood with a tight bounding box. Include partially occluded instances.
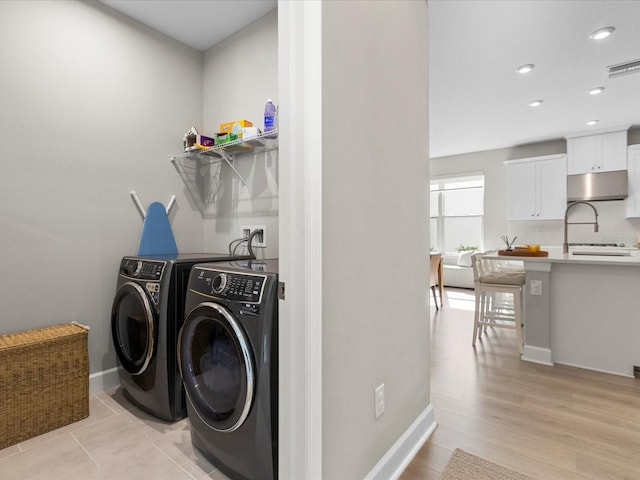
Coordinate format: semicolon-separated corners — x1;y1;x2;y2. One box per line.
567;170;628;202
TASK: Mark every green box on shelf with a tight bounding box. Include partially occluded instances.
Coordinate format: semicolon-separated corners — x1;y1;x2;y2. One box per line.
214;132;237;145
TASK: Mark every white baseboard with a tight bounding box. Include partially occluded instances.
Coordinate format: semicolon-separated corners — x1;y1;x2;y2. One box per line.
364;404;437;480
89;366;120;394
554;360;634;379
522;345;553;366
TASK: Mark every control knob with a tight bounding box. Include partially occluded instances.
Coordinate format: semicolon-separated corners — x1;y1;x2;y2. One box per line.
212;273;227;294
133;261;143;277
122;260;143;277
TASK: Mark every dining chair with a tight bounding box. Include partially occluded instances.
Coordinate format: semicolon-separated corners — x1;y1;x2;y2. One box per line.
471;252;525;353
429;253;443;310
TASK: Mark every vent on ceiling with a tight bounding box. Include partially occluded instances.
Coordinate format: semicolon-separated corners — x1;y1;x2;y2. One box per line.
608;59;640;78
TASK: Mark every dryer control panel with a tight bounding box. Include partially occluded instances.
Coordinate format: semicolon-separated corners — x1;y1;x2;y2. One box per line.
191;268;266;304
120;258;165;281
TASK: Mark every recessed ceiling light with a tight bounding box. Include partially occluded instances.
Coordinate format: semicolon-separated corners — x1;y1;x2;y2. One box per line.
587;120;599;126
588;87;605;95
589;27;615;40
528;100;543;107
516;64;535;74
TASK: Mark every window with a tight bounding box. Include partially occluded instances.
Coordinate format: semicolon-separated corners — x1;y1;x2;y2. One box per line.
430;173;484;253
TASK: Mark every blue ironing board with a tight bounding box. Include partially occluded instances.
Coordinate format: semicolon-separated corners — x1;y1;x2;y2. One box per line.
137;201;178;256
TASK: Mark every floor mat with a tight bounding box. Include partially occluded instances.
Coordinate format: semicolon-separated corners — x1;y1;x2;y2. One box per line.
440;448;534;480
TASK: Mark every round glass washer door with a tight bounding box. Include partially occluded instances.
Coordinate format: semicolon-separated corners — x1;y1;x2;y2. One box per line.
179;302;255;432
111;282;155;375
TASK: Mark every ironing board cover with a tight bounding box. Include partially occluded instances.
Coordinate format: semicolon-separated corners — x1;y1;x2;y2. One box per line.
137;201;178;256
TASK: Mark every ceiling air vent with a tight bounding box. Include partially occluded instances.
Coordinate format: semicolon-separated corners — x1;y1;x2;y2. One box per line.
608;59;640;78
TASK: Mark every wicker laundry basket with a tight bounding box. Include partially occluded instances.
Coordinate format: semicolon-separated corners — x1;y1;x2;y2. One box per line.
0;322;90;449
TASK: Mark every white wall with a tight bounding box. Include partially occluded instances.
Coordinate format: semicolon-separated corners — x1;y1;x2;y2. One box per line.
0;0;204;373
201;10;279;258
1;4;432;477
431;132;640;250
321;2;430;478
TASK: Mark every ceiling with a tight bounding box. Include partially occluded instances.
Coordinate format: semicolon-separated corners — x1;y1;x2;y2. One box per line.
100;0;640;159
429;0;640;158
99;0;276;51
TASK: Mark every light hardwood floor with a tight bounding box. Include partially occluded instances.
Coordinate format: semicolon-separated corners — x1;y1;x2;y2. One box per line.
401;287;640;480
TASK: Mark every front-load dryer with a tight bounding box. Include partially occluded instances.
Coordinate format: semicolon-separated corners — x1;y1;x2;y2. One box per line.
111;253;251;422
179;259;278;480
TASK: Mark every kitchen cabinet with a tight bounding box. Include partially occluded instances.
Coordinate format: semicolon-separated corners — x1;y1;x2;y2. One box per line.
504;154;567;221
566;130;627;174
169;131;278;215
625;145;640;218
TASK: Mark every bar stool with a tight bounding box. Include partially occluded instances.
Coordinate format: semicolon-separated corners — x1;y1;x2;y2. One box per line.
471;253;525;353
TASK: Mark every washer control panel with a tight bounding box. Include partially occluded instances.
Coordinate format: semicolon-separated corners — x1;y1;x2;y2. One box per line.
120;258;165;281
192;268;266;304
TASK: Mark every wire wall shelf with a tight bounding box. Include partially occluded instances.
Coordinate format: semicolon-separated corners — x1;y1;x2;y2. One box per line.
169;130;278;214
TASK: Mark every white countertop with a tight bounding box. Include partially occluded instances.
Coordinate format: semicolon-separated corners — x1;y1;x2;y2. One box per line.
485;246;640;267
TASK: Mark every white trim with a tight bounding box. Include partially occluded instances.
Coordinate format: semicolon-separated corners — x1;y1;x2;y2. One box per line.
503;154;566;166
522;345;553;366
278;1;323;479
555;361;635;379
565;124;631;138
303;1;323;478
364;405;437;480
430;171;485;183
89;367;120;394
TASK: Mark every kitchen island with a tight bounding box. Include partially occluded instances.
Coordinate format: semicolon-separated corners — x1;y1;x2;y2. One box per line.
485;248;640;377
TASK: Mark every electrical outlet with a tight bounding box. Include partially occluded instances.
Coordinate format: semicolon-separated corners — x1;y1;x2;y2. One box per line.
374;384;385;419
240;225;266;248
530;280;542;296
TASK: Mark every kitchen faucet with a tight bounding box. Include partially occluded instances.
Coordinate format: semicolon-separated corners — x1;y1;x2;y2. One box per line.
563;201;599;254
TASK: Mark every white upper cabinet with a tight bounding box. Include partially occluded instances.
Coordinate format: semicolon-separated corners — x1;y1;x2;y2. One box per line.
625;145;640;218
504;154;567;221
567;130;628;175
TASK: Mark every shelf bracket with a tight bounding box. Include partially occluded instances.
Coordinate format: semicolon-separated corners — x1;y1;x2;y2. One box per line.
222;157;250;190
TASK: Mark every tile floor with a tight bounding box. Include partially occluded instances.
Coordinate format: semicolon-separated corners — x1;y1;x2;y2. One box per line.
0;387;231;480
